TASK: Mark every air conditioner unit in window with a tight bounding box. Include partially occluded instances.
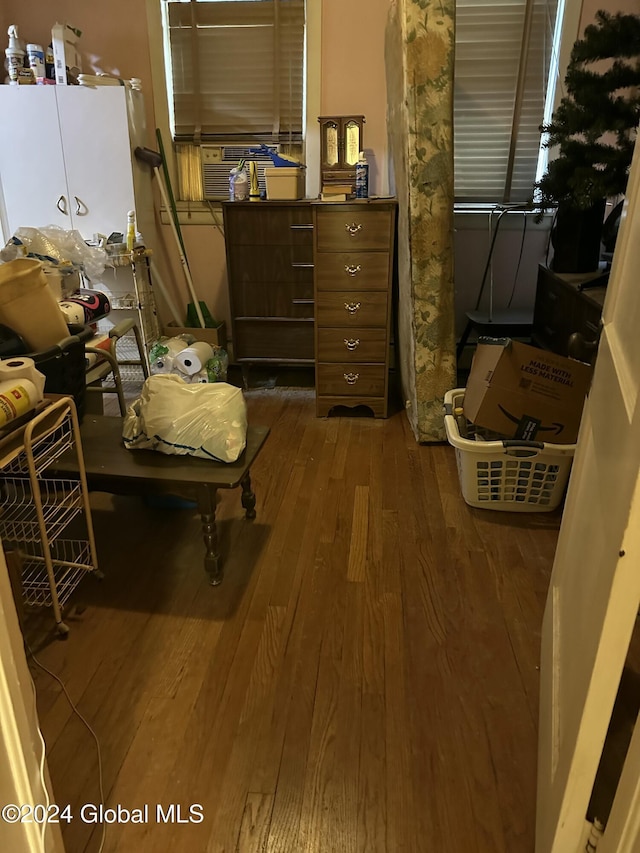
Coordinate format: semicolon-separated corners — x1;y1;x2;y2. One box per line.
201;144;279;200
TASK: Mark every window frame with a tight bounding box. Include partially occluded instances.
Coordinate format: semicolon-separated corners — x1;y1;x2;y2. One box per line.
146;0;321;208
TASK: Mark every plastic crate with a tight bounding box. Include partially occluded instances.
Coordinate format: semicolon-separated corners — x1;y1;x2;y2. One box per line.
443;388;575;512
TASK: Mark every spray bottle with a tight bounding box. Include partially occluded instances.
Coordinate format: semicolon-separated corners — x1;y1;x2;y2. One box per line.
5;25;25;84
355;150;369;199
126;210;136;252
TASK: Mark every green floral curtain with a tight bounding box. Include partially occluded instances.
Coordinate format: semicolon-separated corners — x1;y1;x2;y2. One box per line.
386;0;456;442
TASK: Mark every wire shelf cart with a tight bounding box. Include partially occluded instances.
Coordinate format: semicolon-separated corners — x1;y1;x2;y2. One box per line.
0;397;100;636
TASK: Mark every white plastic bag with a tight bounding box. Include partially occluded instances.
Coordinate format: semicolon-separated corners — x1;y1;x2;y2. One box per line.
122;374;247;462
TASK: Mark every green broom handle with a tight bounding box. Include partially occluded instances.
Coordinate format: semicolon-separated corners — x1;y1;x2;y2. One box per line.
156;128;189;267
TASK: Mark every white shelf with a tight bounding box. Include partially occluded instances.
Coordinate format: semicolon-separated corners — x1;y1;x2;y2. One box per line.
0;399;99;634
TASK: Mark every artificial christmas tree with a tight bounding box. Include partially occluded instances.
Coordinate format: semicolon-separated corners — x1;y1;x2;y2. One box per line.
535;10;640;272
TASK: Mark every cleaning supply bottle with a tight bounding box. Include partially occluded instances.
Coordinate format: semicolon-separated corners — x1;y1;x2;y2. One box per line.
249;161;260;201
5;25;26;84
355;151;369;199
126;210;136;252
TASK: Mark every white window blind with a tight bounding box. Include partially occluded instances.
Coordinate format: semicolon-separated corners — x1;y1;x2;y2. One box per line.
454;0;559;204
164;0;305;143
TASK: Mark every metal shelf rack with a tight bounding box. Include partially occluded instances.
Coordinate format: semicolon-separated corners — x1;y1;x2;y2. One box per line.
0;397;100;636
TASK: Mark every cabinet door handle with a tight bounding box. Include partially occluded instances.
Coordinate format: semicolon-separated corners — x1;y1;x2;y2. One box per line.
290;224;314;230
56;195;68;214
291;263;314;269
345;223;362;237
344;301;361;314
344;264;361;276
344;372;360;385
74;196;85;215
344;338;360;351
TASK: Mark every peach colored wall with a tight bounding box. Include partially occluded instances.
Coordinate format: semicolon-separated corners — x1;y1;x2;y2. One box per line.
321;0;391;197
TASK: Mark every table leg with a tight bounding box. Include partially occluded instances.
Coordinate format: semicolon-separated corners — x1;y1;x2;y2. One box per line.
196;484;222;585
241;472;256;519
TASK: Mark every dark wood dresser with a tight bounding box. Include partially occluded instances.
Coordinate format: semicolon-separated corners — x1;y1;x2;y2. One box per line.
222;201;315;374
532;264;608;364
222;198;397;416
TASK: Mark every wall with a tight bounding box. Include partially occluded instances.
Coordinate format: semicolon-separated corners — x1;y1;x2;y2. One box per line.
321;0;392;198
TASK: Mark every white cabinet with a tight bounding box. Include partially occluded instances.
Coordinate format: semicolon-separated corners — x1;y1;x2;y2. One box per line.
0;86;153;244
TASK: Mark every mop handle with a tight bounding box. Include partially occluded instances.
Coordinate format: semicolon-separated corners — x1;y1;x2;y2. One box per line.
154;167;206;329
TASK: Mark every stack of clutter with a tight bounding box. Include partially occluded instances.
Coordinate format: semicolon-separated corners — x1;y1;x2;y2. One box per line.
149;335;228;384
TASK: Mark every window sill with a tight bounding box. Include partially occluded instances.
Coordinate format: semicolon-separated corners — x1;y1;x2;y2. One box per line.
160;202;223;227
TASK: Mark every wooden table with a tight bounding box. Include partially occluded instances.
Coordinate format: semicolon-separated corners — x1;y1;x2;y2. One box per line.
52;415;270;585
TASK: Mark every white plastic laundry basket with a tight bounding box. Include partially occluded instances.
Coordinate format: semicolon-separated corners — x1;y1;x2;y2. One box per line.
443;388;575;512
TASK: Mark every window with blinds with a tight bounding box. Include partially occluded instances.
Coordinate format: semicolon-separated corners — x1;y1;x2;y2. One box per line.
454;0;560;204
163;0;305;143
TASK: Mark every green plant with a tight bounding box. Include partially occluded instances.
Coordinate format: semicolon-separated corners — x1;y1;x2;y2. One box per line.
535;10;640;213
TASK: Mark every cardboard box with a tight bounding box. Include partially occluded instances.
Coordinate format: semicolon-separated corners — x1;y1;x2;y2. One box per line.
463;338;593;444
163;322;227;351
265;167;305;200
51;23;82;86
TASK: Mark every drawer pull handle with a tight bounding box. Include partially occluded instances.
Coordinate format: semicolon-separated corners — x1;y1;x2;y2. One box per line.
344;264;361;276
344;338;360;351
344;301;361;314
344;372;360;385
56;195;68;214
345;222;362;237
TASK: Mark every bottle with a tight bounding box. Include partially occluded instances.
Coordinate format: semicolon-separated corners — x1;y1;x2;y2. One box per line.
233;165;249;201
45;43;55;81
249;161;260;201
355;150;369;199
126;210;136;252
5;25;26;84
26;44;45;80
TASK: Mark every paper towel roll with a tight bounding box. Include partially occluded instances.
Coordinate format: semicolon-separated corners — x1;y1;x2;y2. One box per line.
59;301;86;325
174;342;214;376
0;357;45;400
150;355;175;375
0;378;38;426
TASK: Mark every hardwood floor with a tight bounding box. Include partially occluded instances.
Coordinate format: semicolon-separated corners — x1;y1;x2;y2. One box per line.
27;387;561;852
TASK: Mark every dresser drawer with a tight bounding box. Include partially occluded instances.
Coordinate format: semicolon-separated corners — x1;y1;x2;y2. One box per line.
316;291;387;327
316;209;393;251
315;252;389;291
232;281;314;319
228;244;314;283
224;205;314;246
317;327;387;362
316;363;386;397
234;319;314;361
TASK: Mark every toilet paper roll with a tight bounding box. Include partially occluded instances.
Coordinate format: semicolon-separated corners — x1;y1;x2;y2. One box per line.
0;357;45;400
0;378;39;426
174;342;214;376
150;355;175;375
59;301;86;325
191;370;209;384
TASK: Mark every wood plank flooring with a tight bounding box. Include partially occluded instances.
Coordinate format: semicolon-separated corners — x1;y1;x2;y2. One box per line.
26;387;561;852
